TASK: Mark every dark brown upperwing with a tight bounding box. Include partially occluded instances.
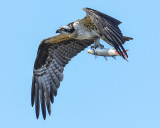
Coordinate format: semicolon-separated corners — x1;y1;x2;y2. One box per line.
32;35;94;119
82;8;128;59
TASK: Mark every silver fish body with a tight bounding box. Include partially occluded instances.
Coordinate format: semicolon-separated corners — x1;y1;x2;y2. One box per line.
88;48;118;56
88;47;128;61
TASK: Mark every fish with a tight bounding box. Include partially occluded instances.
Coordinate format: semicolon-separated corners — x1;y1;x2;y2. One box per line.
87;47;128;61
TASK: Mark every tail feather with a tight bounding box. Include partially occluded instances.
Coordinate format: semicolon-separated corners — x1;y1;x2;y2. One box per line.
123;36;133;43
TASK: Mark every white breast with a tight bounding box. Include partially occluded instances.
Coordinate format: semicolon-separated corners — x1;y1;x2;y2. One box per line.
73;21;99;39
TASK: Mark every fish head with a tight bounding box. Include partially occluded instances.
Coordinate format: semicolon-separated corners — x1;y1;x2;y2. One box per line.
87;49;95;54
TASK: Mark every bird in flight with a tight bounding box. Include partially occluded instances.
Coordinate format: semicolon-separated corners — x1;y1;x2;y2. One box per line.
31;8;133;120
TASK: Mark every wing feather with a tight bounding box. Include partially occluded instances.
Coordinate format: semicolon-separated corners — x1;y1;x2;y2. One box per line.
39;77;46;119
83;8;128;59
35;76;40;119
31;34;94;119
31;76;35;107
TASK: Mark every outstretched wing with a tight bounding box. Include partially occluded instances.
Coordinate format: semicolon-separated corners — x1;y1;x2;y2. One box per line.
82;8;127;59
31;34;94;119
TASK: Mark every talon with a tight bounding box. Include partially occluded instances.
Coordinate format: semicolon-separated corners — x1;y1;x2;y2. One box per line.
99;44;104;49
93;43;104;49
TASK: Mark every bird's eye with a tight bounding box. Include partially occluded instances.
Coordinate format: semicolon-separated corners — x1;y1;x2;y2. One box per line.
61;28;65;31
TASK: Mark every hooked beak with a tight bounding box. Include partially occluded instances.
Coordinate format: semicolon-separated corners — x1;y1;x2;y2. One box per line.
56;29;60;33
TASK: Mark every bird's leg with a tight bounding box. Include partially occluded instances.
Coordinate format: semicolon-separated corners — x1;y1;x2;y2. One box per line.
93;38;104;49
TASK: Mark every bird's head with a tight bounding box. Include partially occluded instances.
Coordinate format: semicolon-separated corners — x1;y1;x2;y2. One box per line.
56;23;75;34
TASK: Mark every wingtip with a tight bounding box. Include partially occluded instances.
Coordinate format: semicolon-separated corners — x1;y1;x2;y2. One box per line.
43;116;46;120
48;108;51;115
115;49;128;60
31;97;35;107
50;93;54;103
36;114;39;119
31;103;34;107
46;101;51;116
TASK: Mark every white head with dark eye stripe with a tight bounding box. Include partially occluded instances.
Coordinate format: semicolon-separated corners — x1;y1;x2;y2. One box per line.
56;24;75;34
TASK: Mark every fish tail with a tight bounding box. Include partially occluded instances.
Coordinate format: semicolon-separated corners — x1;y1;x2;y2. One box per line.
115;49;129;61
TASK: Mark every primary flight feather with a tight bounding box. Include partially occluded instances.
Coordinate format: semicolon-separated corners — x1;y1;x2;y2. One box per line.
31;8;133;119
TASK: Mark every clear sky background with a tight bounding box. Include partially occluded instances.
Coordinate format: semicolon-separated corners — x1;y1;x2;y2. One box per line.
0;0;160;128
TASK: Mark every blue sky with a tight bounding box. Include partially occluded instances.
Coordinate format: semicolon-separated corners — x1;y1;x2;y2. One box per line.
0;0;160;128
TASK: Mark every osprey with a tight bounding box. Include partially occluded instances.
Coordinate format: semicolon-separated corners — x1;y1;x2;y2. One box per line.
31;8;133;119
